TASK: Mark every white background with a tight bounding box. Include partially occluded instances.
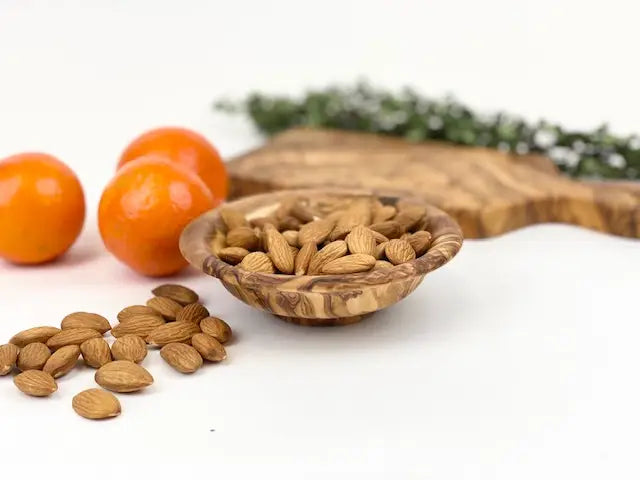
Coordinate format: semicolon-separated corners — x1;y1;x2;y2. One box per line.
0;1;639;478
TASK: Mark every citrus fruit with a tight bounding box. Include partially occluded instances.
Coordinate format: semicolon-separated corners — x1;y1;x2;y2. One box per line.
0;153;85;264
118;127;228;203
98;156;215;277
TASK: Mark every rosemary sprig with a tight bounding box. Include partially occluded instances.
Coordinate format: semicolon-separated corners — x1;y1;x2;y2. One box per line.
215;82;640;180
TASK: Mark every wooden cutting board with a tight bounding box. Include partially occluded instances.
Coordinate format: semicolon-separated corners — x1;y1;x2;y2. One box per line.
227;128;640;238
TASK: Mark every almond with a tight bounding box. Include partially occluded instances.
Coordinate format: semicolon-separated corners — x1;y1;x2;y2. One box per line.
9;326;61;348
17;342;51;371
264;223;295;274
290;202;316;223
14;370;57;397
0;343;19;375
147;296;182;320
408;231;432;256
385;239;416;265
146;321;201;347
373;204;397;223
294;242;317;275
226;226;260;251
321;254;376;274
80;338;112;368
278;215;301;231
218;246;249;265
61;312;111;334
95;360;153;393
374;242;388;260
370;230;389;244
111;335;147;363
210;230;227;256
369;221;403;239
199;317;232;344
345;225;377;256
250;216;279;229
72;388;121;420
394;205;426;232
191;333;227;362
160;343;203;374
117;305;158;323
42;345;80;378
220;208;248;230
46;328;102;350
374;260;395;270
238;252;275;273
298;217;335;245
400;233;411;240
329;199;372;240
282;230;299;247
176;303;210;324
307;240;348;275
151;284;199;306
111;314;166;338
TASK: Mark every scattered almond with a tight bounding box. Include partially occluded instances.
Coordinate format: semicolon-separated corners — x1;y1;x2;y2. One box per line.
160;343;203;374
17;342;51;371
147;296;182;320
220;208;249;230
95;360;153;393
117;305;158;323
151;284;199;306
298;217;335;245
321;254;376;274
191;333;227;362
176;303;209;324
111;314;165;338
282;230;299;247
369;221;403;239
264;224;295;274
307;240;348;275
61;312;111;334
46;328;102;350
80;338;112;368
72;388;121;420
42;345;80;378
408;231;432;256
294;242;317;275
385;239;416;265
14;370;57;397
0;343;19;375
111;335;147;363
146;321;201;347
9;326;61;348
345;225;377;256
218;246;249;265
238;251;275;273
200;317;232;344
226;226;260;251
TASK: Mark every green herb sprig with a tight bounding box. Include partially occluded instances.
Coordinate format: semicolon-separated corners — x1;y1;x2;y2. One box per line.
215;82;640;180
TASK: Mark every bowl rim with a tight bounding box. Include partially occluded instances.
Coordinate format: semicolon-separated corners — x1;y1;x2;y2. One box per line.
180;188;463;293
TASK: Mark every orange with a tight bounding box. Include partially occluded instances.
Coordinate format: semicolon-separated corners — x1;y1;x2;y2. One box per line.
0;153;85;265
118;127;228;203
99;156;215;277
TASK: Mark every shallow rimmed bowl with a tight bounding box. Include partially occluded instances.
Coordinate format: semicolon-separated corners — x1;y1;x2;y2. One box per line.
180;189;463;326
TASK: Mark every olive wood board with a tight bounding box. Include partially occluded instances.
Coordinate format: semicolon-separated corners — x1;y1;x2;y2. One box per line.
226;128;640;239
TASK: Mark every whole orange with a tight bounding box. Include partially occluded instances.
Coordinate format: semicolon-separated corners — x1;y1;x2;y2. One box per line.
118;127;228;203
0;153;85;265
99;156;215;277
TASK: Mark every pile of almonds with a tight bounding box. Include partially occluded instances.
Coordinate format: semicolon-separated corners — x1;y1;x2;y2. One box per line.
212;197;432;275
0;284;232;420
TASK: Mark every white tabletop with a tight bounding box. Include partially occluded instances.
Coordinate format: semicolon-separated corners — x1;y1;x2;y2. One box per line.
1;1;639;478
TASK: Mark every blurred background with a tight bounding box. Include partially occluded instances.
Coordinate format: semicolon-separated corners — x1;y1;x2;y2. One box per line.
1;0;639;209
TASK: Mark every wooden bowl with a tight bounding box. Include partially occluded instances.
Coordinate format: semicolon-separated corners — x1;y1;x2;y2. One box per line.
180;189;463;326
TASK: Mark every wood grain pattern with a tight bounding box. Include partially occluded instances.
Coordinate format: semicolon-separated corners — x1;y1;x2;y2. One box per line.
180;189;463;326
227;128;640;239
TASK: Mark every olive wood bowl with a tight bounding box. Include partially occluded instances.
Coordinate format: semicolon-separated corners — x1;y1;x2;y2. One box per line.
180;189;463;326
